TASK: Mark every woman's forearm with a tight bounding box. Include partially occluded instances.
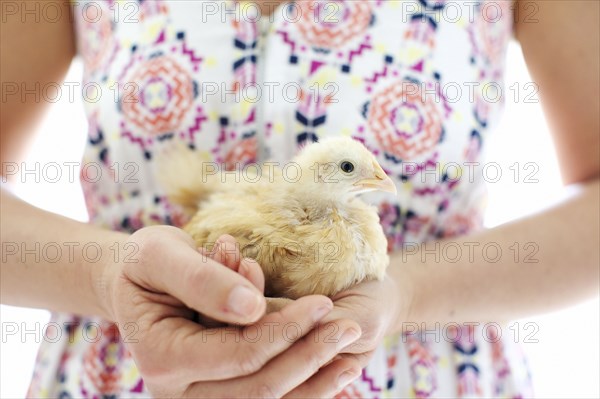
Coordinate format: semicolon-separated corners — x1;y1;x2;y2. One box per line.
0;188;127;319
388;178;599;331
5;176;598;328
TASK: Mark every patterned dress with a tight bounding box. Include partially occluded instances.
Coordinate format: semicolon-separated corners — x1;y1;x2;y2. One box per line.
28;1;533;397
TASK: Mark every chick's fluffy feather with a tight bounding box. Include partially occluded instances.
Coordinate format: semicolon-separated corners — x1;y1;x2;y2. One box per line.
158;138;391;299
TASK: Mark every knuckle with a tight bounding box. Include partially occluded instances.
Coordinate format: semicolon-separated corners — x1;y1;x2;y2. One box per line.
133;235;162;265
357;351;375;368
133;226;185;261
237;354;263;376
237;345;269;375
302;344;328;372
362;325;384;351
247;382;278;399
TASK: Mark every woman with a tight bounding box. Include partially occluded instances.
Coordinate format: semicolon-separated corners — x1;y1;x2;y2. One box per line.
2;0;598;397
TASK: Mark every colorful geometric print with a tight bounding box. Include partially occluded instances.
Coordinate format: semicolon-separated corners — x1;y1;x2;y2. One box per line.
116;32;206;159
452;325;484;397
296;1;373;51
76;1;117;81
406;334;439;398
366;76;447;161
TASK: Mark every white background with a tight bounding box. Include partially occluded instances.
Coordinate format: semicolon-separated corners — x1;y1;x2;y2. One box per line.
1;43;599;398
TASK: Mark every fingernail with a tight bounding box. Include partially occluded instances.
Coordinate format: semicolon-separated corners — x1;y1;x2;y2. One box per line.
337;369;360;389
228;285;261;317
312;303;333;321
337;328;361;351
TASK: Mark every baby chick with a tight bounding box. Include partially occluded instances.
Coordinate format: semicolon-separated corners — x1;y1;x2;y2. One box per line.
158;137;397;299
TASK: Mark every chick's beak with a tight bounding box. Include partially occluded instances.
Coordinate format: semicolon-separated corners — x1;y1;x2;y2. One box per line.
354;162;398;194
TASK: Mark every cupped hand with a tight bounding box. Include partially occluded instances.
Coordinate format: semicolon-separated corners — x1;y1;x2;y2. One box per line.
320;274;409;367
102;225;364;398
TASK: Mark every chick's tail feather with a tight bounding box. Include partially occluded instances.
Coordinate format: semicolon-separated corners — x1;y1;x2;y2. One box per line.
155;144;220;218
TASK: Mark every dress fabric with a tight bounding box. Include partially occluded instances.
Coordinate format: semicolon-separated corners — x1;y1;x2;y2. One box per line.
27;1;533;397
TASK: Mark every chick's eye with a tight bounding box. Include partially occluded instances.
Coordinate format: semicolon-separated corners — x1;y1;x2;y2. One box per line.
340;161;355;173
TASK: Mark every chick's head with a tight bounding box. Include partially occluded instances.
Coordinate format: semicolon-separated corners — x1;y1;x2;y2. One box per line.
293;137;397;202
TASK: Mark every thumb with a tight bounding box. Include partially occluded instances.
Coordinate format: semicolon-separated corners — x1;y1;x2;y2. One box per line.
126;227;267;325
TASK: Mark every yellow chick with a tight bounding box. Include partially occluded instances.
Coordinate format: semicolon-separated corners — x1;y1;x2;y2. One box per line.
158;137;397;299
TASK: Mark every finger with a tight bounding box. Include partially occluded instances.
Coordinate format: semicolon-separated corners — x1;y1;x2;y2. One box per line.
199;249;264;292
197;235;240;270
156;295;335;383
336;351;375;369
211;235;242;270
194;318;362;398
284;358;362;399
239;258;265;292
250;319;362;398
131;236;266;325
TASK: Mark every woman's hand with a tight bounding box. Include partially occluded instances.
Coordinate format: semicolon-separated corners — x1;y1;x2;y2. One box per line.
102;225;363;398
320;273;411;366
